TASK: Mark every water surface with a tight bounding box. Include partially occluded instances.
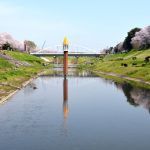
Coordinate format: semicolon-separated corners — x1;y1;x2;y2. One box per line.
0;70;150;150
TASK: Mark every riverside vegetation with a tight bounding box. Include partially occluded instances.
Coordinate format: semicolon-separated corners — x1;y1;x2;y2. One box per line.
0;50;52;100
77;49;150;88
1;48;150;100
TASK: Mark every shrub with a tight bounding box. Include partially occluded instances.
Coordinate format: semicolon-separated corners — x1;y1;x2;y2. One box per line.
145;56;150;63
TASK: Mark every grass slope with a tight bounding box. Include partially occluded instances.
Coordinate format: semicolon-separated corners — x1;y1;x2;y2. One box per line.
0;50;51;100
78;49;150;82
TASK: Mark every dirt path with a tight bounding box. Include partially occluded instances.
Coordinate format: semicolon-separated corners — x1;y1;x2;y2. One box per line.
93;71;150;85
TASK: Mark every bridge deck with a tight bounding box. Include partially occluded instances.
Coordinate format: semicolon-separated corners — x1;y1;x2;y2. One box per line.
31;53;105;57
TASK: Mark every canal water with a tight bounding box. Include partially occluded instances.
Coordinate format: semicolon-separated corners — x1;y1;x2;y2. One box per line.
0;69;150;150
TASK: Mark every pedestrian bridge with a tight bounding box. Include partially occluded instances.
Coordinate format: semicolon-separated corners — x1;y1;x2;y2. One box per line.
30;45;105;57
31;52;104;57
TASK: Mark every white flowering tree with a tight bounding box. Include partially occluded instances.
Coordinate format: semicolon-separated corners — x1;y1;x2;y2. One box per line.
131;26;150;50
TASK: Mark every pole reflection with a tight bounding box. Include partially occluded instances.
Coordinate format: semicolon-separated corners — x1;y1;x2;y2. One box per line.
63;78;69;119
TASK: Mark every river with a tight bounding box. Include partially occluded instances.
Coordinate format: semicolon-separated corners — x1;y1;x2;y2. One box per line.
0;69;150;150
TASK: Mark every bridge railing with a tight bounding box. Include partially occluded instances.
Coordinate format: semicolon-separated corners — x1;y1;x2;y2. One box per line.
32;45;99;54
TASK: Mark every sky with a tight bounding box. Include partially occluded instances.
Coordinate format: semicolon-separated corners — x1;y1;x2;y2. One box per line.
0;0;150;51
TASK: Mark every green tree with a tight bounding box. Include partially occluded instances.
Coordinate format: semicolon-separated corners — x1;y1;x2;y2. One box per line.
2;42;13;50
123;27;141;51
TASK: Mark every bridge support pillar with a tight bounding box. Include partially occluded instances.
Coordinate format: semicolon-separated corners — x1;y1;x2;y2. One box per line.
53;56;56;64
76;56;79;64
56;57;58;65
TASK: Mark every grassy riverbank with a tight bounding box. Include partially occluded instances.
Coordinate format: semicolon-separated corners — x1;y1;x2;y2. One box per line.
78;49;150;85
0;50;52;100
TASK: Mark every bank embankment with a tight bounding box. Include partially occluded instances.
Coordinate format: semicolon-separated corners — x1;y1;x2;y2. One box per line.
77;49;150;88
0;50;52;101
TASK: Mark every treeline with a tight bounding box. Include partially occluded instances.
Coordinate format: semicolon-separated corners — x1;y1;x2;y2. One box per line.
0;33;36;52
103;25;150;54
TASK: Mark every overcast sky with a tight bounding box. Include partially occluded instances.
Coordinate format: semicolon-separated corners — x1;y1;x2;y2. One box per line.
0;0;150;51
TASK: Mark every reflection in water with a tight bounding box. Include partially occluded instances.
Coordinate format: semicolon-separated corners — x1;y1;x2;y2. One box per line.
23;83;37;95
63;78;69;119
63;78;69;134
114;82;150;112
46;68;97;77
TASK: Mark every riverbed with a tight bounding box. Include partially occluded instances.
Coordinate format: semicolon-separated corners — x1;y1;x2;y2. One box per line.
0;69;150;150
